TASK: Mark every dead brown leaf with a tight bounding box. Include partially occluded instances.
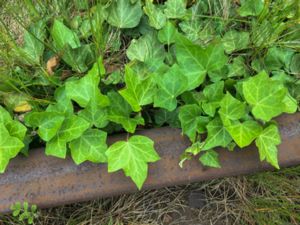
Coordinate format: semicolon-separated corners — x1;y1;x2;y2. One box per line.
46;55;60;75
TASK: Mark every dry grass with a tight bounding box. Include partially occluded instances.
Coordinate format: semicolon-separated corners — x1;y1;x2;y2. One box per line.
1;165;299;225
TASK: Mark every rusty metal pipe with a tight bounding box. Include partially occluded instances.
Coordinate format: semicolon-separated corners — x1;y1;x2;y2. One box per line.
0;113;300;213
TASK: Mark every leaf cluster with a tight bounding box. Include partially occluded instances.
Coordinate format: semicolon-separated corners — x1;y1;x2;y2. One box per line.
0;0;299;189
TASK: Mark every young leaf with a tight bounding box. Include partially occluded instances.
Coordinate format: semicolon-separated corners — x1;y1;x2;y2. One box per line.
126;32;165;63
107;91;144;133
203;117;232;150
51;19;80;50
179;104;210;142
119;66;155;112
69;129;107;165
158;21;177;45
0;124;24;173
143;0;167;29
199;150;221;168
238;0;264;17
45;115;90;158
255;124;281;169
164;0;187;19
243;71;287;121
222;30;249;54
106;135;160;189
282;93;297;114
153;64;188;111
106;0;143;28
226;120;263;148
218;92;246;126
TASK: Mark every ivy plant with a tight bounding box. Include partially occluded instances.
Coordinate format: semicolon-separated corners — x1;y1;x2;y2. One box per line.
0;0;299;190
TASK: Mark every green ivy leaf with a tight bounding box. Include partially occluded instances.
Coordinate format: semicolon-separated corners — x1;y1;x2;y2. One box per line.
175;34;227;90
255;124;281;169
106;135;160;189
203;117;232;150
69;129;107;165
218;92;246;126
164;0;187;19
228;56;247;78
243;71;287;121
154;64;188;111
24;112;65;142
202;81;225;117
106;0;143;28
264;47;294;72
226;120;263;148
199;150;221;168
126;32;165;63
119;66;155;112
282;93;297;114
154;108;180;128
78;101;109;128
158;21;177;45
22;20;46;64
107;91;144;133
45;115;90;158
0;124;24;173
51;19;80;50
143;0;166;29
65;67;109;107
238;0;264;17
222;30;249;54
179;104;210;142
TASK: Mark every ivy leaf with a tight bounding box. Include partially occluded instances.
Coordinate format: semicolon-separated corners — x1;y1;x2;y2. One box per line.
264;47;294;72
164;0;187;19
106;135;160;189
119;66;155;112
51;19;80;50
126;32;165;63
218;92;246;126
106;0;143;28
255;124;281;169
107;91;144;133
222;30;249;54
238;0;264;17
154;108;180;128
243;71;287;121
5;120;27;141
290;54;300;75
199;150;221;168
226;120;263;148
153;64;188;111
228;56;247;78
24;112;65;142
0;124;25;173
282;93;297;114
202;81;225;117
203;117;232;150
45;115;90;158
179;104;210;142
69;129;107;165
158;21;177;45
175;34;227;90
65;68;109;108
78;101;109;128
143;0;167;29
22;20;46;64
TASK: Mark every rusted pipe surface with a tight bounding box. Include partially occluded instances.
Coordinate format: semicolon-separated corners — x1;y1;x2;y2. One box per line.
0;113;300;213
